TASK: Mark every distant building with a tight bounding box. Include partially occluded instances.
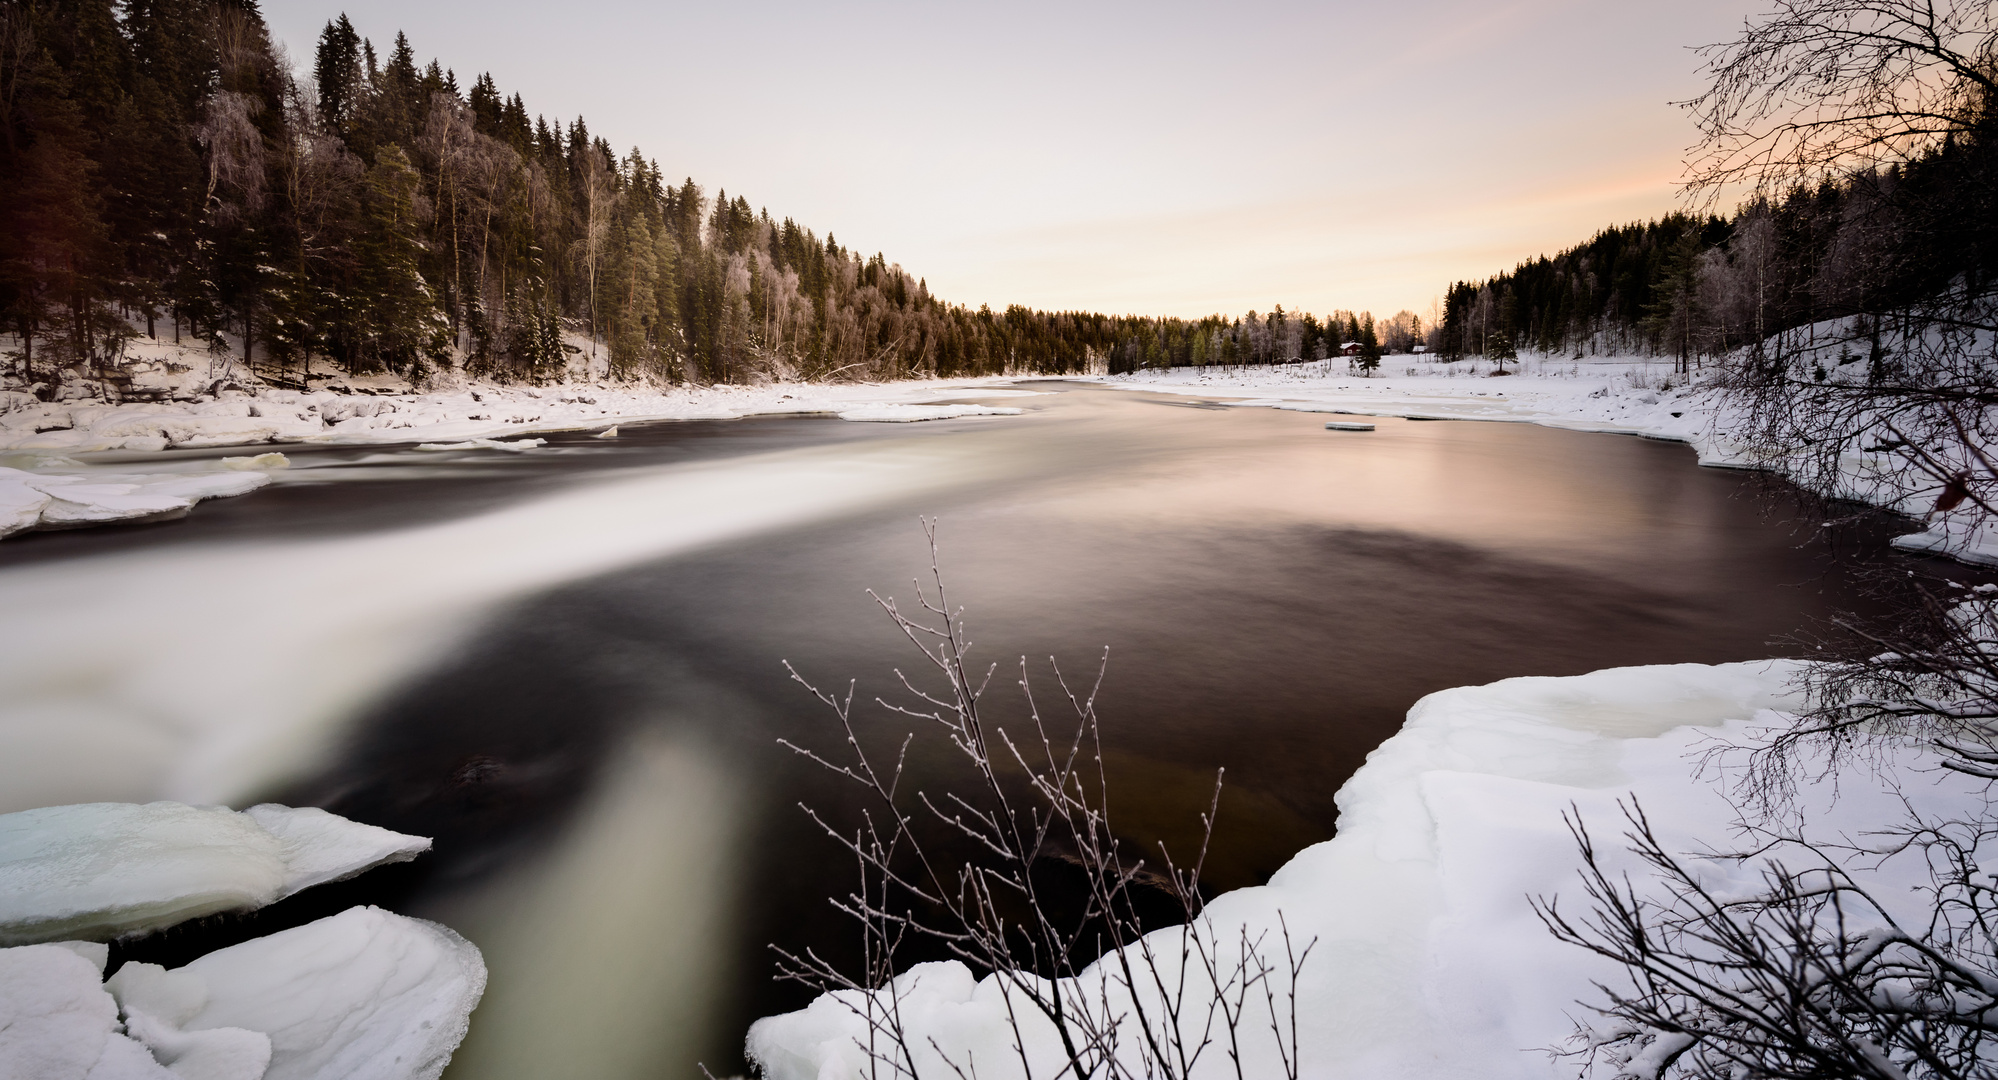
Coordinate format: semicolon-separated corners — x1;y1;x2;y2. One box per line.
1339;341;1362;356
1412;344;1428;354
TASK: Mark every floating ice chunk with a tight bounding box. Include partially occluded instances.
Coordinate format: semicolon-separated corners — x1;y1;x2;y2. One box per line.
218;453;289;471
594;426;619;438
0;943;173;1080
411;438;546;453
113;906;486;1080
0;803;431;945
834;404;1024;423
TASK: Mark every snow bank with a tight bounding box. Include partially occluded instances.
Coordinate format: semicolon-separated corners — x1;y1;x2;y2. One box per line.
1110;351;1998;565
0;377;1036;458
108;906;486;1080
1108;359;1748;467
0;374;1035;539
0;803;429;945
747;660;1986;1080
0;463;279;537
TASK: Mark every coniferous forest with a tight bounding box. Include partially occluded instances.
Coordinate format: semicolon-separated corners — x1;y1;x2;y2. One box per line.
1435;96;1998;368
14;0;1988;400
0;0;1419;393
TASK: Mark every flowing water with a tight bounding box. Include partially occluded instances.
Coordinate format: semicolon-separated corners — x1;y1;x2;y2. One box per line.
0;382;1920;1077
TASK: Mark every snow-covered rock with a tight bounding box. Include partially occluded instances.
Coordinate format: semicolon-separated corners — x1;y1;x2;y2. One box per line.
108;906;486;1080
0;803;430;946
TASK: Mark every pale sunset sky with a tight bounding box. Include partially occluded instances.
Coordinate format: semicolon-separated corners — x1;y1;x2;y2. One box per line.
262;0;1754;321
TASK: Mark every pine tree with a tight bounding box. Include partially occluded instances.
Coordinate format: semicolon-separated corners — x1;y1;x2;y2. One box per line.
350;145;446;376
313;14;361;136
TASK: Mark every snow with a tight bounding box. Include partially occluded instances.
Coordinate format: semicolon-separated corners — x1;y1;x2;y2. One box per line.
747;659;1985;1080
108;906;486;1080
1104;352;1998;566
412;438;546;453
0;463;279;535
834;404;1025;423
0;943;172;1080
1106;357;1744;467
0;376;1035;539
0;803;429;945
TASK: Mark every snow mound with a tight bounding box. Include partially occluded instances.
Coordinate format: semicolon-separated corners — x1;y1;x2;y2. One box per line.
108;906;486;1080
751;661;1970;1080
835;404;1025;423
0;803;430;945
0;943;172;1080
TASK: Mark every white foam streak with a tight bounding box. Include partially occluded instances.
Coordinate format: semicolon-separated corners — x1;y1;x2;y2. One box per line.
0;441;997;810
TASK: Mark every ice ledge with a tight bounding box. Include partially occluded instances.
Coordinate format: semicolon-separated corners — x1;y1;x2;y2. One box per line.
0;802;430;946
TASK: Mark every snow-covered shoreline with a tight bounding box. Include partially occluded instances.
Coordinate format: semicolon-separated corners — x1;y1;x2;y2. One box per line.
748;659;1972;1080
1106;356;1742;464
1105;356;1998;565
0;376;1037;539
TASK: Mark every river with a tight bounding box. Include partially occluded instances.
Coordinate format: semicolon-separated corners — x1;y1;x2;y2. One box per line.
0;381;1917;1078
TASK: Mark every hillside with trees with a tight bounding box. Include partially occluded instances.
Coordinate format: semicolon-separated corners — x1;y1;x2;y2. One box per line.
1436;90;1995;368
1;1;1411;395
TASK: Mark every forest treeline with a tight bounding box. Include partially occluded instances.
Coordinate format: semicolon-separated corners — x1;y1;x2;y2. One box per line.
1437;95;1998;366
0;0;1420;392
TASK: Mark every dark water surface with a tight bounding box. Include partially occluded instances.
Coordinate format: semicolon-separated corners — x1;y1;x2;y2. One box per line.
46;383;1918;1078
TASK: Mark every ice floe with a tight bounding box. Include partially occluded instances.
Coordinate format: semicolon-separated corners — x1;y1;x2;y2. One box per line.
0;465;276;537
0;942;172;1080
0;801;478;1080
834;403;1025;423
0;803;429;945
411;438;546;453
108;906;485;1080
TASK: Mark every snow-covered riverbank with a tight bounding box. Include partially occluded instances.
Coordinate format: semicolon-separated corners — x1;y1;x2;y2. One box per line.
0;379;1034;538
1109;356;1740;463
748;658;1970;1080
1108;356;1997;565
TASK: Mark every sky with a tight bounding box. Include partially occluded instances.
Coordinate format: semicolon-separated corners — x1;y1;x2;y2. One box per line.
261;0;1755;321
